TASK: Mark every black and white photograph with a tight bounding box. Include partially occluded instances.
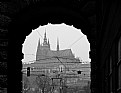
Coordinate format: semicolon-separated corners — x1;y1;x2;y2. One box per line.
22;24;91;93
0;0;121;93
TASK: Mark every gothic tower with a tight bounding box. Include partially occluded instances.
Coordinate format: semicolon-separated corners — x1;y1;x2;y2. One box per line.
36;31;50;61
36;38;41;61
41;31;50;50
43;31;48;45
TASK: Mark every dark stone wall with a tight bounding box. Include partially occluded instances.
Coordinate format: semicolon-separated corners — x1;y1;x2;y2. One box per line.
97;0;121;93
0;0;97;93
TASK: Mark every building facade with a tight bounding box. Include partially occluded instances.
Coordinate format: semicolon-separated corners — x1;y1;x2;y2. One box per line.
22;32;91;93
23;31;83;73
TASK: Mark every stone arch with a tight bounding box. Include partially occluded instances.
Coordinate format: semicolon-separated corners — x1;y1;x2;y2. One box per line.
9;3;96;93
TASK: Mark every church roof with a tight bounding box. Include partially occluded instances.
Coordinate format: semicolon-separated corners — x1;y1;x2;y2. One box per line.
46;49;74;58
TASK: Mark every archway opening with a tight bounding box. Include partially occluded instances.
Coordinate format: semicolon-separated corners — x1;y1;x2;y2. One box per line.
8;4;96;92
22;23;91;93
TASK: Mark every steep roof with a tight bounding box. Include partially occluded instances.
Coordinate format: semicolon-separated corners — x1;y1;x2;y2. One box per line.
46;49;74;58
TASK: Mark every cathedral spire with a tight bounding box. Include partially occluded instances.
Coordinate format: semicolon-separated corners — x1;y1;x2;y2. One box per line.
57;37;59;51
44;30;47;39
44;30;47;41
43;29;47;45
36;38;41;60
48;38;50;49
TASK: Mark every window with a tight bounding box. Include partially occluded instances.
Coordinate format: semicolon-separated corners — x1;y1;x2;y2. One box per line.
118;37;121;89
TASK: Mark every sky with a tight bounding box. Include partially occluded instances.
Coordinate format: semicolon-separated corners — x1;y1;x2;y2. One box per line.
22;23;91;63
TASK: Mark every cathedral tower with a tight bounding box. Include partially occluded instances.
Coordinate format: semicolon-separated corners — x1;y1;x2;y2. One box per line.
36;31;50;61
36;38;41;61
43;31;48;45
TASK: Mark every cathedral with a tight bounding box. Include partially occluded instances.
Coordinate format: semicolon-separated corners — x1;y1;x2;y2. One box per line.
36;31;79;62
22;31;91;91
23;31;82;74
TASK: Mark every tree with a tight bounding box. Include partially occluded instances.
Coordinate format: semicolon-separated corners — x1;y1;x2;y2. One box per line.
35;75;51;93
22;75;30;93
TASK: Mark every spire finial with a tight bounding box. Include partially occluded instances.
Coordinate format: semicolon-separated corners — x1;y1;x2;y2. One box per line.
43;29;47;45
44;29;47;39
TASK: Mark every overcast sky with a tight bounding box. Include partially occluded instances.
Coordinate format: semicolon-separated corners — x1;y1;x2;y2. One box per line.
22;23;91;63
